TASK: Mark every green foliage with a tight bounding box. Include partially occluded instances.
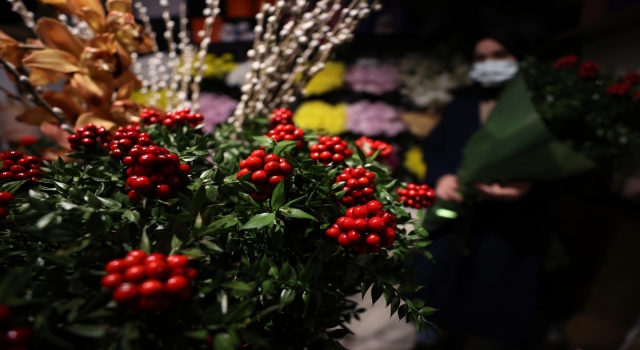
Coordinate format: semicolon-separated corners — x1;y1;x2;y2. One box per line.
522;57;640;168
0;118;433;349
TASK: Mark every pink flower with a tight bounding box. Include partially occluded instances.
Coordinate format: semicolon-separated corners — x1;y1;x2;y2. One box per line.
197;93;239;133
345;100;405;137
344;62;402;95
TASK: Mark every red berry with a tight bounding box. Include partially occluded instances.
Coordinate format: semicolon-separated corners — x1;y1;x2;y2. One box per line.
123;254;144;267
106;259;127;273
113;283;139;303
179;163;190;174
0;192;14;205
263;161;280;175
352;206;368;219
264;154;280;163
352;242;368;254
366;234;381;246
269;175;284;187
150;173;166;184
325;226;341;239
167;175;182;187
124;265;147;283
128;190;141;201
0;172;14;180
139;280;164;297
155;184;173;198
368;244;382;253
367;217;385;232
144;253;166;264
245;157;263;170
338;217;355;231
279;161;293;175
145;261;170;279
166;255;189;268
353;219;368;232
251;170;268;184
338;233;351;247
185;267;198;281
165;276;189;295
347;230;361;243
101;273;124;289
161;165;176;175
251;192;269;202
332;154;345;163
251;150;266;159
128;250;147;259
138;154;156;167
237;168;251;179
383;227;396;242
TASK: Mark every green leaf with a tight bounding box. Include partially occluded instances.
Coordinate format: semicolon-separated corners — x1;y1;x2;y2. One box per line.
280;262;292;281
36;213;56;230
261;280;275;295
270;180;286;210
390;297;400;317
223;174;237;184
398;304;409;320
94;195;122;209
397;283;424;295
361;281;372;300
241;213;276;230
177;192;193;213
224;281;254;297
193;185;206;213
213;333;235;350
356;145;367;164
281;196;306;209
253;136;276;148
122;210;140;224
140;229;150;254
279;208;315;220
85;192;102;209
170;235;182;255
64;324;107;338
371;283;383;304
419;307;437;317
366;148;382;163
273;140;299;155
29;189;49;200
279;289;296;310
346;264;360;282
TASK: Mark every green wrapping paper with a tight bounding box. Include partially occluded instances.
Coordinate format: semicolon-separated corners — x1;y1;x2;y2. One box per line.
423;73;597;232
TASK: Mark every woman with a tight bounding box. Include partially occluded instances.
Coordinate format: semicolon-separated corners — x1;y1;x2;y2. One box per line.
414;33;551;348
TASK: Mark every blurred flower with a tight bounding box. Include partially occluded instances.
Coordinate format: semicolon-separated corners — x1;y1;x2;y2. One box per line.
404;146;427;181
294;101;347;134
197;93;239;133
606;82;632;95
344;61;401;95
345;100;405;137
578;61;601;78
399;54;470;108
623;71;640;85
199;53;237;80
304;61;346;96
19;135;38;147
130;89;168;109
225;61;251;87
553;54;578;70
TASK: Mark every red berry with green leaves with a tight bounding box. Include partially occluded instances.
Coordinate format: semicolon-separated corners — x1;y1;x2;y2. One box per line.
270;108;294;127
325;200;397;253
237;150;293;202
354;136;392;160
309;136;353;166
335;167;376;205
396;184;436;209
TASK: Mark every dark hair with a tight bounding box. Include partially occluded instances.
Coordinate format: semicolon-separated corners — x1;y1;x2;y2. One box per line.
471;17;548;60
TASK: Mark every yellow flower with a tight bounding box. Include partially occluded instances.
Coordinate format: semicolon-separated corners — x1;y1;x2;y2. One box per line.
130;89;168;109
201;53;237;79
294;101;347;135
304;61;345;96
404;146;427;181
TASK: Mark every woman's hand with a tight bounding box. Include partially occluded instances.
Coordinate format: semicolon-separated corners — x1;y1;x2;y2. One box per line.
435;174;463;202
474;182;532;202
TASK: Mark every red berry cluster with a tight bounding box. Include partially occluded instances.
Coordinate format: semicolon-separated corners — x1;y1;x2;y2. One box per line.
553;54;578;70
606;82;632;95
0;151;42;182
270;108;294;128
122;146;190;201
0;192;14;219
325;200;396;254
354;136;392;160
266;124;305;149
0;305;32;350
139;108;204;128
67;123;113;151
396;184;435;209
236;150;293;202
108;126;154;160
335;167;376;206
18;135;38;148
102;250;196;312
578;61;601;78
309;136;353;166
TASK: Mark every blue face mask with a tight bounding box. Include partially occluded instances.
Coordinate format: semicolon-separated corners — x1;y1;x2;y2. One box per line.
468;59;519;87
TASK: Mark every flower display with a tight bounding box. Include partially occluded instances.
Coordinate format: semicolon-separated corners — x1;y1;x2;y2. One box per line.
344;61;401;95
303;61;346;96
199;53;237;79
399;53;470;108
404;146;427;181
197;93;239;133
578;61;601;78
345;100;405;137
294;100;348;134
553;54;578;69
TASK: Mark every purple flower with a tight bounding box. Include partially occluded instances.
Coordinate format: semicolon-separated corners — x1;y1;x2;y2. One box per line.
197;93;239;133
345;100;405;137
344;62;402;95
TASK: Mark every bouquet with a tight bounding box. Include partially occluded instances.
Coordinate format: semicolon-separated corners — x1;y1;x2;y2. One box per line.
0;1;437;349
